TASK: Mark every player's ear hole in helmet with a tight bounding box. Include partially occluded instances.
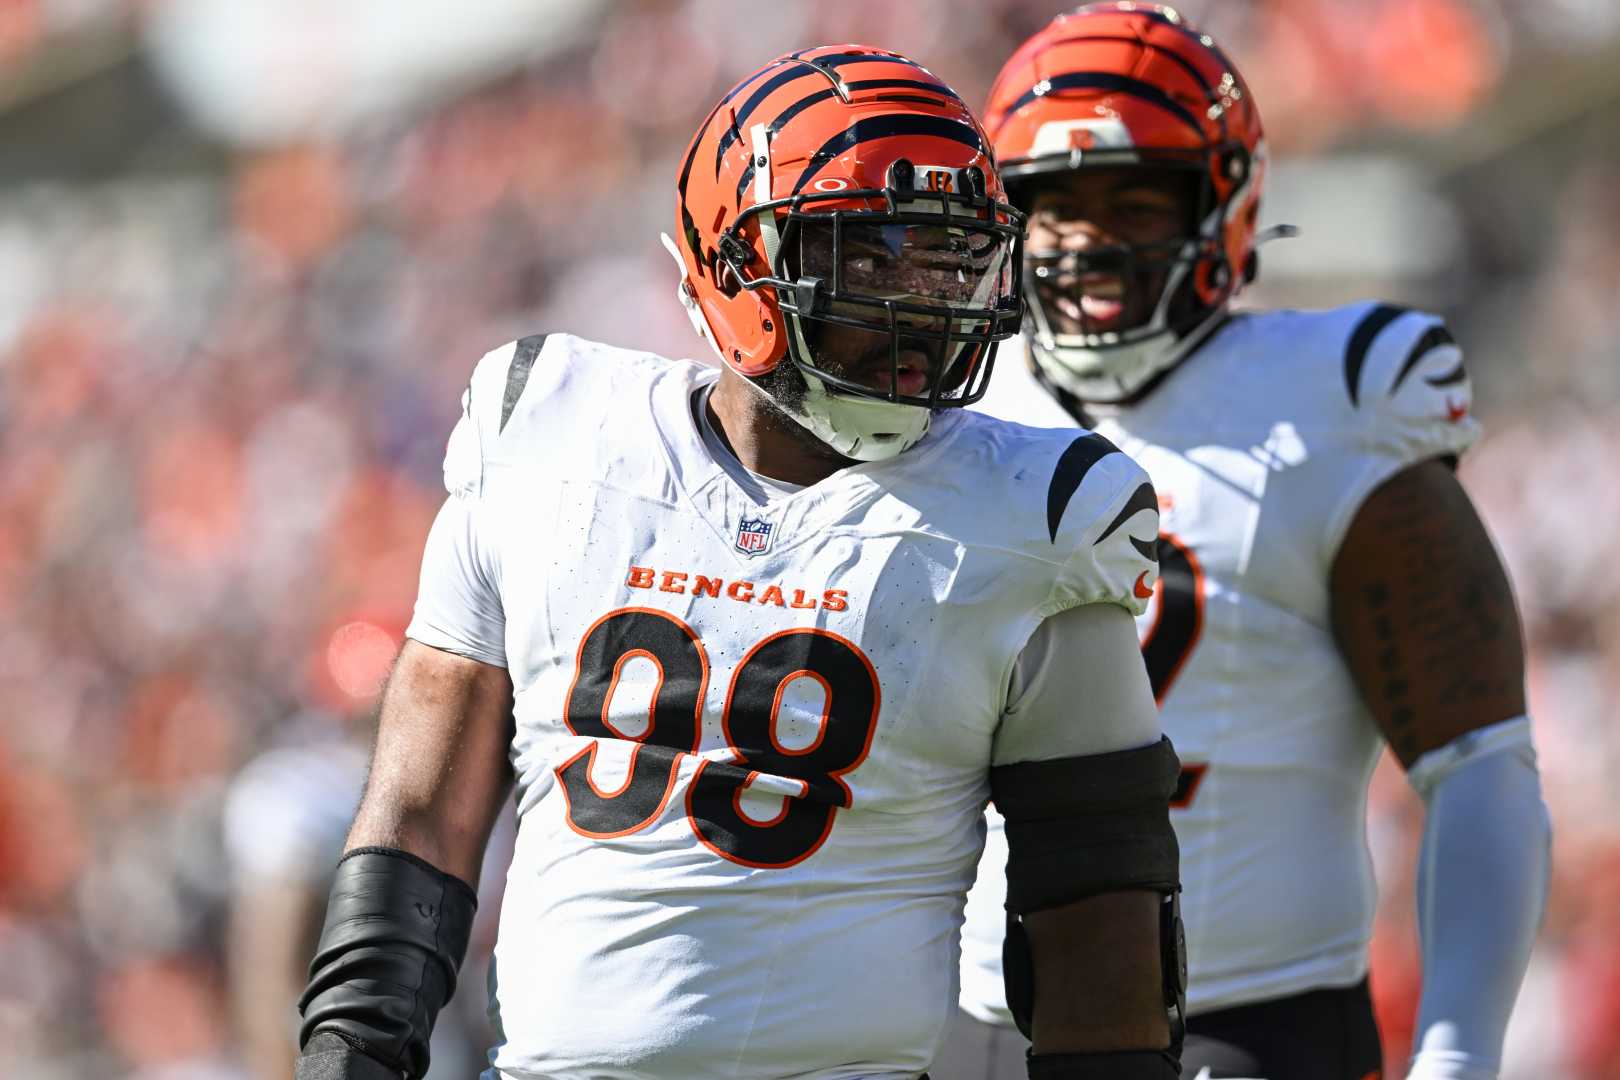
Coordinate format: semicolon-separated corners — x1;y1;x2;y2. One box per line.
666;45;1026;461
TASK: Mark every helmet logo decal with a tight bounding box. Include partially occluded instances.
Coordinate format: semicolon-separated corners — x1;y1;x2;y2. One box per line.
1029;117;1135;157
813;177;852;192
735;517;775;557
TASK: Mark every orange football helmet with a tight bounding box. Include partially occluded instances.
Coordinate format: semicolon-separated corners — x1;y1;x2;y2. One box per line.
983;3;1271;402
667;45;1025;460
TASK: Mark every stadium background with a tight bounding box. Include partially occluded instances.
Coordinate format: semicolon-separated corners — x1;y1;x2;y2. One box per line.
0;0;1616;1076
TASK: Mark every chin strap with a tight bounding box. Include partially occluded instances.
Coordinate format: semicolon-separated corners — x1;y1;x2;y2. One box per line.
751;122;782;270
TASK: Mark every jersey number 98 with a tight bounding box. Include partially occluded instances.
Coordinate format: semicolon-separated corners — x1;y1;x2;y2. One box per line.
556;608;881;869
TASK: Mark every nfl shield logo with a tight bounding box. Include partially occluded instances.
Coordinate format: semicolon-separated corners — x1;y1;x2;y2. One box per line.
735;517;774;557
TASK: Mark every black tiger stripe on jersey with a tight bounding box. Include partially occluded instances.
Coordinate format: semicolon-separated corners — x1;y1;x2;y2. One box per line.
1425;359;1468;387
1095;482;1158;547
500;334;548;433
1342;303;1409;407
1002;72;1204;138
1046;432;1120;542
789;114;984;197
1388;324;1458;396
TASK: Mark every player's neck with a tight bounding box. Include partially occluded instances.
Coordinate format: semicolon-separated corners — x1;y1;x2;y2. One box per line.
707;369;855;487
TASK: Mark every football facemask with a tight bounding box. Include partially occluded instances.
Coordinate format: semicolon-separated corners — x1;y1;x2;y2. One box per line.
1015;158;1231;404
785;213;1020;408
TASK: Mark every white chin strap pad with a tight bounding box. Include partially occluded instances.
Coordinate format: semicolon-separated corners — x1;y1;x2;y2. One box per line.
798;368;931;461
1029;294;1226;405
736;362;930;462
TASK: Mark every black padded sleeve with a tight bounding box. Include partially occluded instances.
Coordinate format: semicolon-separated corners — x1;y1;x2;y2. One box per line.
296;847;478;1079
990;736;1180;914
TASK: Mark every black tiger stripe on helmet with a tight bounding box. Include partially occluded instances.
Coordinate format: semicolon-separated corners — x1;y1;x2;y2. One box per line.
787;114;986;196
716;75;963;176
1003;72;1206;139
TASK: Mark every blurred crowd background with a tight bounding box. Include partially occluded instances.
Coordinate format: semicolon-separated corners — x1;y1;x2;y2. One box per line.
1;0;1617;1076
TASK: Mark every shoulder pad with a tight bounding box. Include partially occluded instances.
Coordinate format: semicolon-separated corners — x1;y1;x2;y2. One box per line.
444;333;686;497
1335;301;1479;460
444;334;552;498
1040;431;1161;617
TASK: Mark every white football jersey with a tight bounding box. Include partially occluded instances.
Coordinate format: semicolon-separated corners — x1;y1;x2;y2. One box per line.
962;304;1481;1018
404;334;1162;1079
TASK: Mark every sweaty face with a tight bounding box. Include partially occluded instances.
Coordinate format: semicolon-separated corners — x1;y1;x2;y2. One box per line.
1024;167;1200;337
795;219;1014;401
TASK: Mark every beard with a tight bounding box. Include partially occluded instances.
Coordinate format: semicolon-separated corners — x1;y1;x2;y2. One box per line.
751;352;811;414
791;313;966;401
744;359;857;465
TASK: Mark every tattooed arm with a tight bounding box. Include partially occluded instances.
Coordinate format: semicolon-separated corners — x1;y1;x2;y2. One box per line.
1330;459;1549;1080
1329;458;1523;764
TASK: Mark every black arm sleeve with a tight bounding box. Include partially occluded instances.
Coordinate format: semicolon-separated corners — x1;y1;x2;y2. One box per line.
295;847;478;1080
992;736;1186;1063
990;735;1180;914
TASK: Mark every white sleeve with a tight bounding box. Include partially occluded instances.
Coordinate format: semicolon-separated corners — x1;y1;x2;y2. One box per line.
992;601;1162;766
405;493;507;668
1406;716;1551;1080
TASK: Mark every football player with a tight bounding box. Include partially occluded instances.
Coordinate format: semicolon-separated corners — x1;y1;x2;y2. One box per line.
293;45;1188;1080
945;7;1553;1080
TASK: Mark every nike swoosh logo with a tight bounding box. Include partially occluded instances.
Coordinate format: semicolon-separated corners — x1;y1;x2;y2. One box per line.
1134;571;1155;599
1193;1071;1267;1080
